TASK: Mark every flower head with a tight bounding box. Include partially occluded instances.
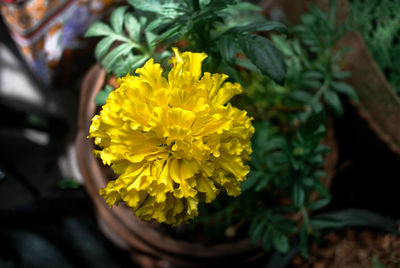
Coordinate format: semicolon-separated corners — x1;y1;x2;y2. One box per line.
89;48;254;225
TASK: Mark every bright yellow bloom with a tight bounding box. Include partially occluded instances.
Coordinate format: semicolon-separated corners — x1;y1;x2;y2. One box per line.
89;48;254;225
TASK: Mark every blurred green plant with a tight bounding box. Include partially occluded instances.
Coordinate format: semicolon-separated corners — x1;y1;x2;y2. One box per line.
350;0;400;95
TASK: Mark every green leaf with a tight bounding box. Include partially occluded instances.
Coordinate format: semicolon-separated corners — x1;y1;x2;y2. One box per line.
145;31;157;46
250;220;266;244
308;198;330;210
219;34;236;64
127;0;163;13
302;79;322;89
292;183;305;208
262;231;272;251
127;0;179;16
331;81;359;101
155;24;182;44
124;13;141;41
111;6;128;33
272;231;289;254
299;225;309;258
314;180;330;198
238;34;286;85
235;58;260;73
255;174;271;192
237;21;288;34
311;99;324;113
310;217;345;229
231;2;262;12
101;43;136;72
303;71;324;80
95;36;115;60
323;90;344;115
85;22;113;37
332;71;351;79
290;90;313;103
314;144;331;155
94;85;114;106
241;171;262;191
132;54;150;69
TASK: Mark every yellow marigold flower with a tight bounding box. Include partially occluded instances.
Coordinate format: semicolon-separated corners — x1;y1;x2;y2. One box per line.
89;48;254;225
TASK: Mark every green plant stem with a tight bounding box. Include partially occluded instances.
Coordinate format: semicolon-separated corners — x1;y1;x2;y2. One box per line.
301;205;311;233
312;76;331;103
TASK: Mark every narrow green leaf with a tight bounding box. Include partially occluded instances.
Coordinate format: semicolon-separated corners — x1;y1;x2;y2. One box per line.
95;36;115;60
299;225;309;258
272;231;289;254
235;58;260;73
331;81;359;101
155;24;182;44
129;54;150;71
127;0;179;16
238;34;286;85
237;21;288;34
230;2;261;11
314;144;331;154
262;231;272;251
311;99;324;113
290;90;313;103
255;174;271;192
111;6;128;33
292;183;305;208
85;22;113;37
219;34;236;63
146;17;172;32
310;217;345;229
303;71;324;80
332;71;351;79
124;13;141;42
127;0;163;13
323;90;344;115
308;198;331;210
314;180;330;198
302;79;322;89
241;171;262;191
145;31;157;46
250;220;266;244
101;43;135;72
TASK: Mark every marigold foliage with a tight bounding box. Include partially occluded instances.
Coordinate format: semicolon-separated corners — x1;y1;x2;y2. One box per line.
89;48;254;225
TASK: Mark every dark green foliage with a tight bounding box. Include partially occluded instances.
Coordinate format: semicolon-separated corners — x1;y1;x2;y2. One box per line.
350;0;400;95
238;34;286;85
86;0;287;85
85;6;154;77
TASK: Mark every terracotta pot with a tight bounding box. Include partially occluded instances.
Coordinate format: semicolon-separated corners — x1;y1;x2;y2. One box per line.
262;0;400;156
75;64;338;267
